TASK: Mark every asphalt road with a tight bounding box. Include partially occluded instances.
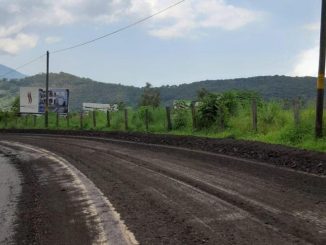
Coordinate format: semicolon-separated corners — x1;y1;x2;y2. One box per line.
0;133;325;245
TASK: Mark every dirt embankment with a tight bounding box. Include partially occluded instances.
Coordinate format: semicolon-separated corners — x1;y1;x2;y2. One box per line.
0;129;325;175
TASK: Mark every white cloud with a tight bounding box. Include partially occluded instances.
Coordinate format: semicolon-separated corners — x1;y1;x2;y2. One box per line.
303;22;320;32
0;33;38;55
0;23;25;38
196;1;258;30
292;45;319;76
0;0;260;54
132;0;260;39
45;36;62;44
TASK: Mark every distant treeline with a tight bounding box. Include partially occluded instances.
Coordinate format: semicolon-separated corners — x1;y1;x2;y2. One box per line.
0;72;318;111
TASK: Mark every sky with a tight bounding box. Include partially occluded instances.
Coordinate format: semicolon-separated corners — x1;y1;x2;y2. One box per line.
0;0;323;87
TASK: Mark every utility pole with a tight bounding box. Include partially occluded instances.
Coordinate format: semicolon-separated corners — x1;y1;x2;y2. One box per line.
45;51;49;128
316;0;326;138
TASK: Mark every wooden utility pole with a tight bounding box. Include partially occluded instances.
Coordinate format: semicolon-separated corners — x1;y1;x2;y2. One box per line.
45;51;49;128
316;0;326;138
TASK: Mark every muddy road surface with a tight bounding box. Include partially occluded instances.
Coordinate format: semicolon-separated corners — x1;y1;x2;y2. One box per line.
0;133;325;245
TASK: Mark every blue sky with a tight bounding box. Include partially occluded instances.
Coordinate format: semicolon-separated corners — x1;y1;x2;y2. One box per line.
0;0;323;86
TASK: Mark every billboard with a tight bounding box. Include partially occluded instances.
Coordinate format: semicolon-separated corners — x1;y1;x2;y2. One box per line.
20;87;69;114
83;103;118;112
20;87;39;113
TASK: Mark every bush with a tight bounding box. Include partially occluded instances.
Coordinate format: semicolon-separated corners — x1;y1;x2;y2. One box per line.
279;125;312;144
197;92;239;129
259;101;281;124
111;111;124;130
172;109;190;130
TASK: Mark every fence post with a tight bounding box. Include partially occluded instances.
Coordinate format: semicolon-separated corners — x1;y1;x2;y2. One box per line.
66;113;70;128
56;112;59;127
106;110;111;127
33;115;36;127
124;109;128;131
166;106;172;131
92;110;96;128
145;108;149;132
293;98;300;127
4;112;7;128
252;99;258;132
80;111;83;129
191;102;196;130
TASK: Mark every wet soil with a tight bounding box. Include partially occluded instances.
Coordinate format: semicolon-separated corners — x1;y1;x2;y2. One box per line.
0;129;324;175
0;144;98;245
0;133;325;244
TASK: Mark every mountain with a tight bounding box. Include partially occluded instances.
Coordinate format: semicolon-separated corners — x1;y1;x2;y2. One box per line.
0;72;140;111
0;64;26;80
0;72;318;111
159;76;316;105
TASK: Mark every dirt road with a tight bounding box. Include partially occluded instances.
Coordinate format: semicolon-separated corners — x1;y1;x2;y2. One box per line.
0;133;325;244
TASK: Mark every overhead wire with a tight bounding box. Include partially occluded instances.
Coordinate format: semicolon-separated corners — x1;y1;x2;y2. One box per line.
51;0;187;54
0;0;187;79
0;54;46;79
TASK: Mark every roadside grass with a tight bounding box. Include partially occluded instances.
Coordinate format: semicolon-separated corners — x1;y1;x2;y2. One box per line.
1;103;326;152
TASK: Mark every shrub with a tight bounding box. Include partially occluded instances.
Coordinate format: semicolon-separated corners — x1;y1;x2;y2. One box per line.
279;125;312;144
197;92;239;129
259;101;282;124
172;109;190;130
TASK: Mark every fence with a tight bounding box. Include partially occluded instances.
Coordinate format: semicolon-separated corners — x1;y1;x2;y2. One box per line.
0;98;315;136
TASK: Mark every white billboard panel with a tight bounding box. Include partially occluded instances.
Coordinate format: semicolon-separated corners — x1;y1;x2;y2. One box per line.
20;87;69;114
83;103;118;112
20;87;40;113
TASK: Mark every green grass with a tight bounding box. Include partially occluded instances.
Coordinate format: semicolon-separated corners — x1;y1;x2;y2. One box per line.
1;103;326;152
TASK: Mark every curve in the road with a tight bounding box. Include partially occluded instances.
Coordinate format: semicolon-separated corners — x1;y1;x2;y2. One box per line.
1;134;325;245
0;140;138;245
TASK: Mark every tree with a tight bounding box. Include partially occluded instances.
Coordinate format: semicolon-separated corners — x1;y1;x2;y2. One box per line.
197;93;228;129
10;96;19;113
117;101;126;110
197;88;209;100
139;83;160;108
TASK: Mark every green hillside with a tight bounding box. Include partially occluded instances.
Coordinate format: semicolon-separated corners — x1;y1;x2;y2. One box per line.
0;72;317;111
159;76;316;105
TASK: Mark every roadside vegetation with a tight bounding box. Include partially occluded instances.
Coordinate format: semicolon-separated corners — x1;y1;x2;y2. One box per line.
1;88;326;153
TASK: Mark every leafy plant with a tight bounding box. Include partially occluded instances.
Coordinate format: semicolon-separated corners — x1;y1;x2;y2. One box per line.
10;96;20;113
197;93;227;129
172;109;190;129
139;83;160;108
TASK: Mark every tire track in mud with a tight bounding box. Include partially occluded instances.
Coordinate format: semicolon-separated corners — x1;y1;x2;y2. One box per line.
1;135;326;244
67;141;323;245
9;137;318;244
0;141;138;245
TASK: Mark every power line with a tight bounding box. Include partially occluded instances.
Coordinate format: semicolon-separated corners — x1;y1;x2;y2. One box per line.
0;0;187;79
0;54;46;79
52;0;187;54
